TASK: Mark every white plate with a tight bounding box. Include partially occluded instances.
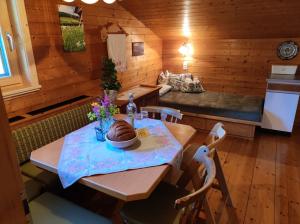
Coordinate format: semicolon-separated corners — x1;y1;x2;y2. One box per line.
105;134;138;148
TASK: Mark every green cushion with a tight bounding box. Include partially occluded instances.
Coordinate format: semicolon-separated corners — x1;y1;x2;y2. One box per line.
22;175;44;201
30;192;112;224
159;91;263;122
21;162;61;191
13;103;92;164
121;182;188;224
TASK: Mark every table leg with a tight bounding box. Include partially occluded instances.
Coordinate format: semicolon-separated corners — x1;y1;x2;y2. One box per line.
113;200;125;224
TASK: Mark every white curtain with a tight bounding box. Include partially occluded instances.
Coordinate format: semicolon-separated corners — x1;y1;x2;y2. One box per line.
107;34;127;72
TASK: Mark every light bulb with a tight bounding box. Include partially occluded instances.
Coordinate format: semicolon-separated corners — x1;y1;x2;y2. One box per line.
179;43;193;57
81;0;99;4
63;0;75;2
179;45;187;55
103;0;116;4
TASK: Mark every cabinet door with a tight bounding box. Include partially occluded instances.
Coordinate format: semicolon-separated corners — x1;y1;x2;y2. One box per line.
144;90;159;107
262;91;299;132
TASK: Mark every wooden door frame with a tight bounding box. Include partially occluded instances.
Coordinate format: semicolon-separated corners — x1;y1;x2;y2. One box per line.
0;89;26;223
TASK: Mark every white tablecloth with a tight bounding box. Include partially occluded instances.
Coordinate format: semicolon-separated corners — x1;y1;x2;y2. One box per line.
58;119;183;188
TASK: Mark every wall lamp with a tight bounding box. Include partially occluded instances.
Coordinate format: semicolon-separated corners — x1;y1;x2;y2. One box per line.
179;42;193;71
178;42;193;57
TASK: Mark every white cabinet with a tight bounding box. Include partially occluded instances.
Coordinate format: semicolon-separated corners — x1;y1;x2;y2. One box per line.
262;91;299;132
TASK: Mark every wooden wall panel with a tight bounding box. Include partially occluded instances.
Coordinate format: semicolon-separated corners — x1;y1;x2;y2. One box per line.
4;0;162;117
163;38;300;124
0;90;26;224
163;38;300;96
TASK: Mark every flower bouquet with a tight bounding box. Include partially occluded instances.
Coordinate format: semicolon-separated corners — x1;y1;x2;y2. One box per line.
87;95;120;141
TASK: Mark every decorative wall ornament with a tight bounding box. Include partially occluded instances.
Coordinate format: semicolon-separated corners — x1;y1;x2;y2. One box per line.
277;41;299;60
58;5;85;52
132;42;144;56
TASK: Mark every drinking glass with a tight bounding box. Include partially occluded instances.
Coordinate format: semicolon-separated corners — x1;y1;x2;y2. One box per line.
135;113;142;120
141;110;149;119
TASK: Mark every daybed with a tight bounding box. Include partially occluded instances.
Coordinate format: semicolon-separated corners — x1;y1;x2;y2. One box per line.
159;90;264;139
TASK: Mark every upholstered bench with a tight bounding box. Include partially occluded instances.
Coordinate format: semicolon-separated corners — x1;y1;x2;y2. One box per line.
12;103;92;199
30;192;111;224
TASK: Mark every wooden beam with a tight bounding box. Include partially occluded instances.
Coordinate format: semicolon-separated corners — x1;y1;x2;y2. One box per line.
0;90;26;223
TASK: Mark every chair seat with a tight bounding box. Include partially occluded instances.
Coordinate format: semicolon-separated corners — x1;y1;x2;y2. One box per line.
22;175;44;201
29;192;112;224
121;182;189;224
21;162;61;191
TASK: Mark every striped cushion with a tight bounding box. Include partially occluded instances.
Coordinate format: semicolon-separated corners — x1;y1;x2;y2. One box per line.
13;103;92;164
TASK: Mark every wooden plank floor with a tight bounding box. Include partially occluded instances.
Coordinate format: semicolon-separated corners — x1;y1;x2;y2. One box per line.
190;127;300;224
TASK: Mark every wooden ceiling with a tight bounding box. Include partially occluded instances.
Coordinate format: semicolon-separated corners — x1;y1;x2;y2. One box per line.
120;0;300;40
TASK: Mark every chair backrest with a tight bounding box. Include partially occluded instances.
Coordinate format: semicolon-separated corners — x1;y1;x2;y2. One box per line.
12;103;92;164
204;122;226;155
140;106;183;123
174;145;216;209
176;122;226;189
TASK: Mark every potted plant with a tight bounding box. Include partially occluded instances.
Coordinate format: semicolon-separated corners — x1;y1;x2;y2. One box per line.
101;58;122;103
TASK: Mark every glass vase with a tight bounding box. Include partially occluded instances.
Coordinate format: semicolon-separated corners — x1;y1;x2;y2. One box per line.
95;117;114;142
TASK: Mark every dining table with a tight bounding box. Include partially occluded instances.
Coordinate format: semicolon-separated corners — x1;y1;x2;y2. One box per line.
30;114;196;222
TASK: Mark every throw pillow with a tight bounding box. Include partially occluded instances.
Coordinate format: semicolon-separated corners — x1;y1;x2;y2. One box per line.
168;74;183;91
179;73;193;81
180;77;205;93
158;84;172;96
157;71;169;85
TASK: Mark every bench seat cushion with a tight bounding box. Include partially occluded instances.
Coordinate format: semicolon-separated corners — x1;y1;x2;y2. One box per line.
21;162;61;191
22;175;44;201
159;91;264;122
30;192;112;224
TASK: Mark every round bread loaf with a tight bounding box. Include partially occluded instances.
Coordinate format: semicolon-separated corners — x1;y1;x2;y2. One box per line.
107;120;136;142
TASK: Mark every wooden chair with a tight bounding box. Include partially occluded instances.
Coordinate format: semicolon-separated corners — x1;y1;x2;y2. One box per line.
120;146;216;224
178;122;233;208
140;106;183;123
204;123;233;207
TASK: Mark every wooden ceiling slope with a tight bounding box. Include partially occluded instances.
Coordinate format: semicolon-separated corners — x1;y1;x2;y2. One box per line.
120;0;300;40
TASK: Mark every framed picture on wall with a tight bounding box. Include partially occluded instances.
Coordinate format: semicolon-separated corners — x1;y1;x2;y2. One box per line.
58;5;86;52
132;42;144;56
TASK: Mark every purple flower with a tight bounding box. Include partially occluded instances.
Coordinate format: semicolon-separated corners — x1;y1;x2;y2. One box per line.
101;95;111;108
92;106;100;116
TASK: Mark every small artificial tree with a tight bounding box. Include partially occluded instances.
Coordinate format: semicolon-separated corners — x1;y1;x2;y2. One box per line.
101;58;121;91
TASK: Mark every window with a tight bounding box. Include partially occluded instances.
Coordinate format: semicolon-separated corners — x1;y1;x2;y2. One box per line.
0;31;11;79
0;0;40;99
